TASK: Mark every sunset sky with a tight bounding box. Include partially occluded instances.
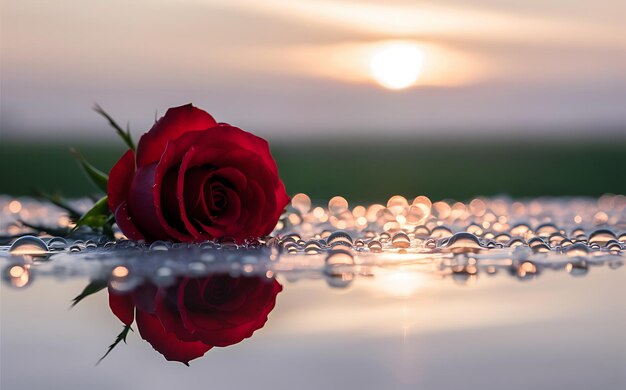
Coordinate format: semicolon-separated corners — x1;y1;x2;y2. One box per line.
2;0;625;140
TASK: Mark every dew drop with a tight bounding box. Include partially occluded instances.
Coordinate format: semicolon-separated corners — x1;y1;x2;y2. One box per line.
516;261;538;280
566;261;588;276
511;223;531;237
291;193;312;214
324;249;355;288
109;265;137;292
412;225;430;237
149;240;171;251
430;226;453;239
304;240;322;254
588;229;617;246
188;261;207;276
327;231;353;247
387;195;408;215
69;245;83;253
564;243;590;257
328;196;349;215
47;237;67;250
3;264;31;288
535;223;560;238
391;232;411;248
153;266;176;286
531;243;551;253
507;238;526;248
439;232;483;253
368;240;382;253
9;236;48;256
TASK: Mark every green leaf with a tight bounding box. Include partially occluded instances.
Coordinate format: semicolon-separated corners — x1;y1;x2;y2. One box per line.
71;280;107;308
93;104;135;151
69;148;109;193
97;325;133;365
73;196;111;230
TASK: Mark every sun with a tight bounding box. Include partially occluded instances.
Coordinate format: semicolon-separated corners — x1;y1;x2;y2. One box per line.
369;42;424;90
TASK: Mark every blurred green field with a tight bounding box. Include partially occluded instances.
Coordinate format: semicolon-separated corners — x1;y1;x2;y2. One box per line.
1;140;625;202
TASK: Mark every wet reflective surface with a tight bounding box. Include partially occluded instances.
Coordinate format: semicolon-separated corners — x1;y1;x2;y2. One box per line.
1;195;626;389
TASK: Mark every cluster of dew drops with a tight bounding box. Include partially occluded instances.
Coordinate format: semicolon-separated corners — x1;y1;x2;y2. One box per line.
273;193;625;286
1;194;626;290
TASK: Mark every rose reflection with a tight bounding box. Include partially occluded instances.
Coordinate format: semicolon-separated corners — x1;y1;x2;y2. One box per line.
108;274;282;364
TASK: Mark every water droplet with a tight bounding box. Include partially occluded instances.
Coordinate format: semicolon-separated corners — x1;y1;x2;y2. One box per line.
516;261;538;280
559;239;573;247
535;223;560;238
391;232;410;248
302;240;320;254
375;208;395;226
324;249;355;288
494;233;511;243
109;265;137;292
188;261;207;275
406;205;429;225
430;226;452;239
564;243;590;257
328;196;349;215
507;238;526;248
510;223;531;237
368;240;382;253
284;242;299;255
9;236;48;256
588;229;617;246
424;238;437;249
281;233;302;245
439;232;483;253
3;264;31;288
327;231;353;247
466;223;484;236
566;261;588;276
531;243;551;253
387;195;408;215
528;237;546;248
291;193;312;214
149;240;171;251
153;266;176;286
47;237;67;250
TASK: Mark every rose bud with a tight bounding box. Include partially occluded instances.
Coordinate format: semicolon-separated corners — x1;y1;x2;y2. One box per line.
107;104;289;243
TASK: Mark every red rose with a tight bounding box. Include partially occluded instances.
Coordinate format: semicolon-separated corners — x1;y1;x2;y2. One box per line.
107;104;289;243
109;275;282;364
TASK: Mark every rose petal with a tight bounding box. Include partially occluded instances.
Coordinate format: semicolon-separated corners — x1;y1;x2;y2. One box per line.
107;150;146;240
136;104;217;167
160;168;186;233
113;201;145;241
127;163;173;241
153;144;225;242
210;167;247;192
135;308;212;365
108;289;135;326
154;284;197;342
108;149;135;213
178;277;282;347
209;187;241;230
176;149;212;240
